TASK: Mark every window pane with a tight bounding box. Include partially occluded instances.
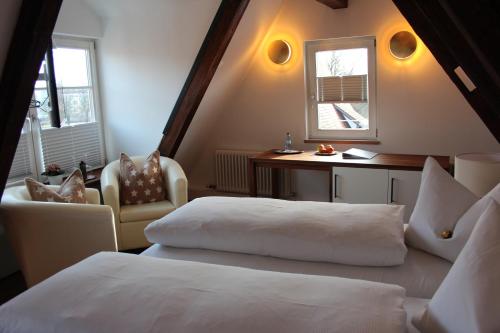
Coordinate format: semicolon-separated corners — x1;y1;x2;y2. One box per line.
58;88;94;126
318;102;368;130
53;48;90;87
315;48;368;77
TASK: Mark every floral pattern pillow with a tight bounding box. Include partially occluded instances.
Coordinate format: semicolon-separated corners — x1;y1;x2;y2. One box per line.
119;150;166;205
25;169;87;203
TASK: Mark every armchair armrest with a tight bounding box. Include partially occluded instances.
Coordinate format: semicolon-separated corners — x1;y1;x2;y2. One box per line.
101;161;121;222
0;201;117;287
161;158;188;208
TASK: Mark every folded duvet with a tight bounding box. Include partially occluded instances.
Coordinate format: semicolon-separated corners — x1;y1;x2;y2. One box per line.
0;252;407;333
145;197;407;266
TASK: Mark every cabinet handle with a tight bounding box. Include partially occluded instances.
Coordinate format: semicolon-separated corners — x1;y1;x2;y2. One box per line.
334;174;339;198
390;177;395;203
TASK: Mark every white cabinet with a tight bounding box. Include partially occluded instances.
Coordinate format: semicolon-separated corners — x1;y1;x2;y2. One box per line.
332;167;421;222
387;170;422;222
332;167;388;204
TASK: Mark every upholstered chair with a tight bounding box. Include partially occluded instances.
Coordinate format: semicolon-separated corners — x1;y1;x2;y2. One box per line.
0;186;117;287
100;156;188;250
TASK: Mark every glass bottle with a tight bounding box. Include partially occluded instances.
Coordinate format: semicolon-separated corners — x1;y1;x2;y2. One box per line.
284;132;292;151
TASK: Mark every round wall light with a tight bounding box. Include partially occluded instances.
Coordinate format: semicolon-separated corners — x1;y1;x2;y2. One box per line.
268;39;292;65
389;31;417;60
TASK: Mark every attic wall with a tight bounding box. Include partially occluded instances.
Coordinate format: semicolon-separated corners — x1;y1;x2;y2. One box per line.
184;0;500;200
54;0;103;38
91;0;221;161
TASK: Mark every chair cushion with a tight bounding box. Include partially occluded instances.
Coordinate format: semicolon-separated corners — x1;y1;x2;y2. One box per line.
120;150;166;205
24;169;87;204
120;200;176;223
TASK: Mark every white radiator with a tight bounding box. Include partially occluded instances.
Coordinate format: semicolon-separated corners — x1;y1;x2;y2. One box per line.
215;150;294;197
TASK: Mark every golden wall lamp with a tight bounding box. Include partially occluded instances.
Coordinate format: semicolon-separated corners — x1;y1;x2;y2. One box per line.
268;39;292;65
389;31;417;60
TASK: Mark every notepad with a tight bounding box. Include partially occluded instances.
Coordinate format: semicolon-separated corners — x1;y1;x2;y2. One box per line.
342;148;378;159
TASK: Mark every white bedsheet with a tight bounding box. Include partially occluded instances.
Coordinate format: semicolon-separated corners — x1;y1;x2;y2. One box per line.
142;244;451;299
0;252;407;333
404;298;429;333
145;196;407;266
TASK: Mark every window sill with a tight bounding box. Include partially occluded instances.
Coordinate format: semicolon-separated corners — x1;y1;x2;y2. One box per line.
304;139;380;144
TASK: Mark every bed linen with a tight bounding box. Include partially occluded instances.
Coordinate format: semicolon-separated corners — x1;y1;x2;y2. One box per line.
141;244;451;298
145;196;407;266
404;298;429;333
0;252;407;333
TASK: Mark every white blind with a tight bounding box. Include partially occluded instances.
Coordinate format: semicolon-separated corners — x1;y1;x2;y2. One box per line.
8;132;34;181
317;74;368;103
40;122;104;172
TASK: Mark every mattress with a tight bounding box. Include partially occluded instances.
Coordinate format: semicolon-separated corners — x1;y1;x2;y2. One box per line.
141;244;451;299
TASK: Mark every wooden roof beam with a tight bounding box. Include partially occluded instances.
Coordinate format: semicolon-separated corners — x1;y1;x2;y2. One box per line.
0;0;63;197
316;0;348;10
393;0;500;142
158;0;250;158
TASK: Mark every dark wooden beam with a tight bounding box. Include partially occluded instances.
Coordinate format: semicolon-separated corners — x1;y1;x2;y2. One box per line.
0;0;63;197
158;0;250;158
316;0;348;10
392;0;500;142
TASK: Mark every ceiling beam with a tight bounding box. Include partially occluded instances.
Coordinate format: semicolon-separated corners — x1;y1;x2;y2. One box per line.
316;0;348;10
392;0;500;142
158;0;250;158
0;0;62;197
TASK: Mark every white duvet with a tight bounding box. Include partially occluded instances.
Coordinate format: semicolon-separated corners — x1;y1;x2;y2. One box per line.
0;252;407;333
145;197;407;266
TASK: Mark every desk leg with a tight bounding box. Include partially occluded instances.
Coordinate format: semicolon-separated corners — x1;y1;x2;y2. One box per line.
248;159;257;197
271;168;280;199
329;169;333;202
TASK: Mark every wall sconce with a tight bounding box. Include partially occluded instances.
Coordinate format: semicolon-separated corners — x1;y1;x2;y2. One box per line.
389;31;417;60
268;39;292;65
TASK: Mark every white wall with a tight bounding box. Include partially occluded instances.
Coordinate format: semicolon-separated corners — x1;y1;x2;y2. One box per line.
0;0;22;278
54;0;103;38
183;0;500;200
90;0;221;161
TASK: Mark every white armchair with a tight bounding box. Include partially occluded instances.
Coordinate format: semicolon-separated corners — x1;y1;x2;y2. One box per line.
0;186;117;287
101;156;188;250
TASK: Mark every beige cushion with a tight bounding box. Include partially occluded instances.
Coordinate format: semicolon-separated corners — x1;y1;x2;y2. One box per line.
413;199;500;333
120;200;175;223
120;151;166;205
25;169;87;203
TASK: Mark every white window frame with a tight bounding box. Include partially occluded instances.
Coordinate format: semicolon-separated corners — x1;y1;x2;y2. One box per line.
304;36;377;140
6;36;106;184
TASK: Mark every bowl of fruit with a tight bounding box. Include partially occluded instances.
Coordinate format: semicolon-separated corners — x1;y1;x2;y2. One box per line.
315;144;336;156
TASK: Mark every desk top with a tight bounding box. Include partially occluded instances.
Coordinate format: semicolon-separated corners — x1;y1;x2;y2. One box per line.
249;150;450;171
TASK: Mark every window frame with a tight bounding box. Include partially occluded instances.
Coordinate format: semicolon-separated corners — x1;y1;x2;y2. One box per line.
304;36;377;140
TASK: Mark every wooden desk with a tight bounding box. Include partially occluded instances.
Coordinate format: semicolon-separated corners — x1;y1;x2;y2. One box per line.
248;150;450;202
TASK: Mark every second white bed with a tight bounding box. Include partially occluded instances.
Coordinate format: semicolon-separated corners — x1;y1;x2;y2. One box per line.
141;244;450;299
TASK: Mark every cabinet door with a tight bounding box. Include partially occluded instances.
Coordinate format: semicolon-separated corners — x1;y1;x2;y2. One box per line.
332;167;388;204
388;170;422;222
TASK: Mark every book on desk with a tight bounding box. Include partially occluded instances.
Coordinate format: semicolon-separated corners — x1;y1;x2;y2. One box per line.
342;148;378;159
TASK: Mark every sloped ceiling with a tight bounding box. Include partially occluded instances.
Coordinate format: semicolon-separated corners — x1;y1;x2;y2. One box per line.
393;0;500;142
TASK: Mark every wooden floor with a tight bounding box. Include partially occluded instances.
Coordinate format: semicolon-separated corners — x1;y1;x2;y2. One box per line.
0;248;147;306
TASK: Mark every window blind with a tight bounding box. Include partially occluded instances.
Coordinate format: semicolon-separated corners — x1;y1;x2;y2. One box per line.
8;132;35;182
40;122;105;172
317;74;368;103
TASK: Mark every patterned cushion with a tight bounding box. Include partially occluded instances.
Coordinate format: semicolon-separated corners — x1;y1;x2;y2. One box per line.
25;169;87;203
120;151;166;205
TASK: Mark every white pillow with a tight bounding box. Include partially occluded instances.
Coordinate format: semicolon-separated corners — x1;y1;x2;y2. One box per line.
413;199;500;333
145;197;407;266
405;157;478;261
